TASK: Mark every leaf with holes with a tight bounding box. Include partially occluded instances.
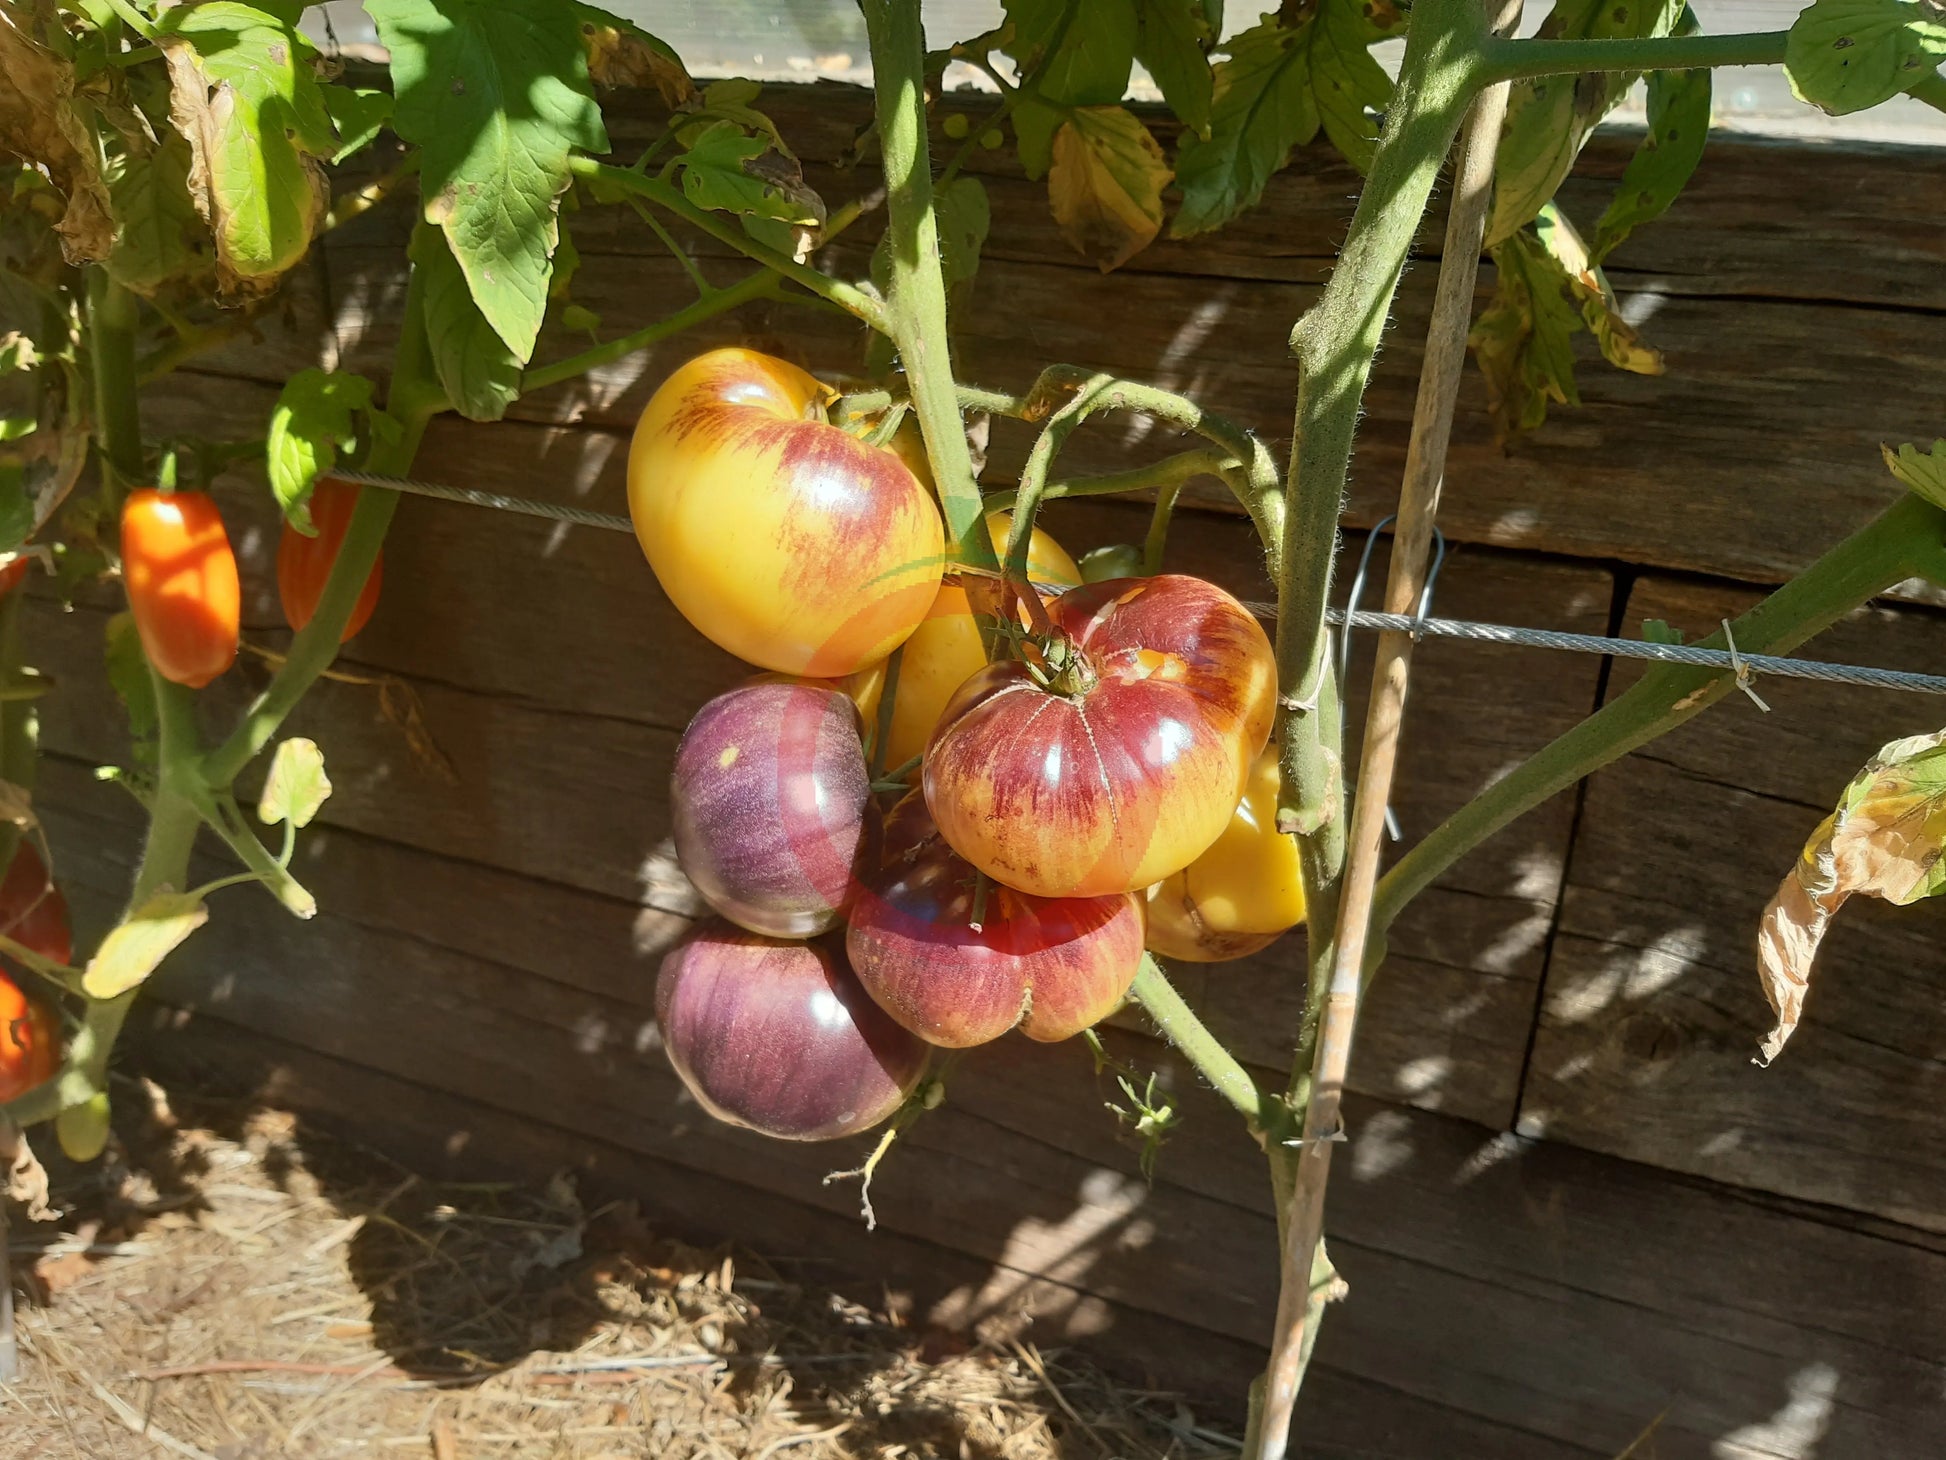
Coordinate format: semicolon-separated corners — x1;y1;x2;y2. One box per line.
0;2;115;263
324;86;394;165
677;121;825;227
574;2;694;106
84;891;209;1000
260;737;331;829
1049;106;1172;271
1134;0;1214;136
1171;2;1393;239
105;132;209;295
1758;728;1946;1062
410;222;522;423
156;2;335;288
267;369;378;529
368;0;607;361
1591;60;1712;262
1487;0;1686;248
1787;0;1946;114
1884;440;1946;508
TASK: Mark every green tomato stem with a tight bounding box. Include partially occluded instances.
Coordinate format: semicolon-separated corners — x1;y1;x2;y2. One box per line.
1478;29;1789;83
980;446;1234;517
1910;69;1946;117
521;268;786;394
1128;955;1292;1143
87;271;144;494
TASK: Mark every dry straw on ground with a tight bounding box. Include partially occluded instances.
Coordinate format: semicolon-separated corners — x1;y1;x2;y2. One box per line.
1;1079;1237;1459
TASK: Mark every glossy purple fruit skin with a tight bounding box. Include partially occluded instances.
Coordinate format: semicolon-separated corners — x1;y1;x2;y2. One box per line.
656;921;929;1141
672;681;871;937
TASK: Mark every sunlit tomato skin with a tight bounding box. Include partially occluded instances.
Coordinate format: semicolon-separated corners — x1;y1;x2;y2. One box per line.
277;479;383;640
848;796;1143;1047
1146;747;1305;962
121;488;240;688
672;680;872;938
879;513;1082;770
0;970;58;1102
0;557;30;597
628;349;945;677
656;921;928;1141
924;575;1276;899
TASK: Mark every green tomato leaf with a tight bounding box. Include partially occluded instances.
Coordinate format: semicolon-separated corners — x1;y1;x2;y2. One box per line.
1049;106;1173;271
259;736;332;829
1135;0;1215;135
676;121;825;226
573;2;695;106
266;369;378;529
1590;56;1712;263
0;461;34;558
0;2;115;263
105;611;159;776
104;131;209;295
1787;0;1946;114
324;86;394;165
367;0;608;362
1012;94;1065;180
156;2;335;289
936;175;992;295
1487;0;1686;248
410;222;523;423
1884;439;1946;508
1006;0;1139;105
1758;726;1946;1062
1170;2;1391;239
83;890;208;1000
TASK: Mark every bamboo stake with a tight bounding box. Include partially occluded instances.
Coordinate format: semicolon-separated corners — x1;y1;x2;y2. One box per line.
1252;7;1521;1455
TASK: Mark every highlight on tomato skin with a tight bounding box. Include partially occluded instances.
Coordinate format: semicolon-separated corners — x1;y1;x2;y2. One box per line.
627;348;945;678
120;487;241;689
923;574;1278;899
1146;746;1306;963
847;795;1144;1048
278;479;384;640
0;967;58;1103
655;920;929;1142
671;679;874;939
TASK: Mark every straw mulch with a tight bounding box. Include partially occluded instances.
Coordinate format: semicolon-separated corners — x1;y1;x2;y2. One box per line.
1;1079;1238;1459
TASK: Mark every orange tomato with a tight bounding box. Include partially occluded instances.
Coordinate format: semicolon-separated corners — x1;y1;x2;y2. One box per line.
121;488;240;688
628;349;944;677
278;479;383;640
1146;747;1305;961
0;970;57;1102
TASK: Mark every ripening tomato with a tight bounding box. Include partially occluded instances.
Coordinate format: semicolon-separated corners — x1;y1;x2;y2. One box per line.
848;795;1144;1047
878;513;1082;770
628;349;944;677
0;840;72;970
1146;747;1305;962
924;575;1276;899
121;488;240;688
278;479;383;640
0;935;58;1103
0;557;30;597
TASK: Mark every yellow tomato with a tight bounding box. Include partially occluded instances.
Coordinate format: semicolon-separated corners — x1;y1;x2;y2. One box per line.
877;513;1081;770
628;349;944;676
1145;747;1306;962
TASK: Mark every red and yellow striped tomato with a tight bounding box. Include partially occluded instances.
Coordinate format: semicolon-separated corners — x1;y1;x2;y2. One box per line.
924;574;1276;899
878;513;1081;770
1146;747;1305;962
628;349;944;677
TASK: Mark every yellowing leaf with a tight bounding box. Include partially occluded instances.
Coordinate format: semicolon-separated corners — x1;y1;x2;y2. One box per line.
1884;439;1946;509
1049;106;1172;272
574;3;694;106
1757;728;1946;1063
259;736;331;829
83;891;209;1000
0;3;115;263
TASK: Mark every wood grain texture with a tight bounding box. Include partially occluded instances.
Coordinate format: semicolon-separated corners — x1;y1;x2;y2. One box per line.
1524;576;1946;1232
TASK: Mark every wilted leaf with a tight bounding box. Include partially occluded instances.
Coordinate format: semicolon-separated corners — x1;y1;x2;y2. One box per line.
157;2;335;290
1884;439;1946;508
1787;0;1946;115
0;3;115;263
55;1092;111;1163
1134;0;1214;136
1049;106;1172;270
259;736;331;828
1591;48;1712;262
1;1122;53;1222
1757;728;1946;1062
677;120;825;226
323;85;394;165
83;890;209;999
410;222;522;423
105;131;209;295
574;2;694;106
1488;0;1686;247
267;369;377;529
936;175;991;295
1005;0;1139;105
104;612;158;774
1171;3;1393;238
369;0;607;362
1536;206;1665;376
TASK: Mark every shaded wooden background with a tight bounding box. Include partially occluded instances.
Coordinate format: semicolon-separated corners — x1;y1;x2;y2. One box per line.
27;88;1946;1456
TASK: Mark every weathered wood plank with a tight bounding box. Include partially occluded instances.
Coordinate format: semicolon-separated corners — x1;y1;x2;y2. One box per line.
1523;577;1946;1232
40;745;1946;1458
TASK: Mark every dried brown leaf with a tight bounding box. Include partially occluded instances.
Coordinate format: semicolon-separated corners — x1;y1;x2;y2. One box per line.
1047;107;1172;273
1;1120;53;1222
0;4;115;263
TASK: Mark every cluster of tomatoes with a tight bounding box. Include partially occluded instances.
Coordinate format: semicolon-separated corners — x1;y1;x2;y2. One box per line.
633;350;1307;1143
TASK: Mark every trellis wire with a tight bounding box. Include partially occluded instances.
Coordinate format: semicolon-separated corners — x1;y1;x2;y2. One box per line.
325;468;1946;697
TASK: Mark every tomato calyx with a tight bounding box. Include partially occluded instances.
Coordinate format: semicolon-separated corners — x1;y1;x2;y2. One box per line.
1031;632;1099;700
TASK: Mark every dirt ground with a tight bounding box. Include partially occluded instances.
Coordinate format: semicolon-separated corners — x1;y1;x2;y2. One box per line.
0;1076;1238;1460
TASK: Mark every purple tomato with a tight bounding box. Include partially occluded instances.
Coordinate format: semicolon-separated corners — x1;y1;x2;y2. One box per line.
672;679;872;937
656;921;928;1140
